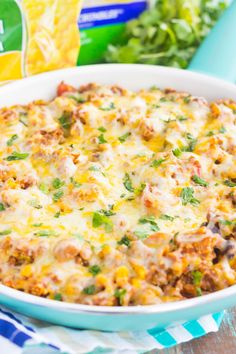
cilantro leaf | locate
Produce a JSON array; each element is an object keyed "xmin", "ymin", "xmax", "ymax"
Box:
[
  {"xmin": 89, "ymin": 265, "xmax": 101, "ymax": 276},
  {"xmin": 99, "ymin": 102, "xmax": 115, "ymax": 111},
  {"xmin": 83, "ymin": 285, "xmax": 96, "ymax": 295},
  {"xmin": 7, "ymin": 134, "xmax": 18, "ymax": 146},
  {"xmin": 172, "ymin": 148, "xmax": 182, "ymax": 157},
  {"xmin": 192, "ymin": 175, "xmax": 209, "ymax": 187},
  {"xmin": 28, "ymin": 199, "xmax": 42, "ymax": 209},
  {"xmin": 159, "ymin": 214, "xmax": 174, "ymax": 221},
  {"xmin": 114, "ymin": 288, "xmax": 126, "ymax": 305},
  {"xmin": 219, "ymin": 126, "xmax": 226, "ymax": 134},
  {"xmin": 52, "ymin": 178, "xmax": 65, "ymax": 189},
  {"xmin": 53, "ymin": 190, "xmax": 64, "ymax": 202},
  {"xmin": 180, "ymin": 187, "xmax": 200, "ymax": 206},
  {"xmin": 70, "ymin": 177, "xmax": 81, "ymax": 188},
  {"xmin": 35, "ymin": 230, "xmax": 56, "ymax": 237},
  {"xmin": 123, "ymin": 173, "xmax": 134, "ymax": 192},
  {"xmin": 92, "ymin": 212, "xmax": 113, "ymax": 232},
  {"xmin": 182, "ymin": 133, "xmax": 197, "ymax": 152},
  {"xmin": 192, "ymin": 271, "xmax": 202, "ymax": 286},
  {"xmin": 98, "ymin": 133, "xmax": 107, "ymax": 144},
  {"xmin": 138, "ymin": 215, "xmax": 159, "ymax": 230},
  {"xmin": 134, "ymin": 230, "xmax": 149, "ymax": 239},
  {"xmin": 117, "ymin": 235, "xmax": 131, "ymax": 247},
  {"xmin": 5, "ymin": 151, "xmax": 29, "ymax": 161},
  {"xmin": 54, "ymin": 293, "xmax": 63, "ymax": 301},
  {"xmin": 150, "ymin": 158, "xmax": 165, "ymax": 168},
  {"xmin": 0, "ymin": 229, "xmax": 12, "ymax": 236},
  {"xmin": 219, "ymin": 220, "xmax": 236, "ymax": 226},
  {"xmin": 0, "ymin": 203, "xmax": 5, "ymax": 212},
  {"xmin": 58, "ymin": 112, "xmax": 72, "ymax": 130},
  {"xmin": 224, "ymin": 179, "xmax": 236, "ymax": 187},
  {"xmin": 118, "ymin": 132, "xmax": 131, "ymax": 143},
  {"xmin": 98, "ymin": 126, "xmax": 106, "ymax": 132},
  {"xmin": 39, "ymin": 183, "xmax": 49, "ymax": 194}
]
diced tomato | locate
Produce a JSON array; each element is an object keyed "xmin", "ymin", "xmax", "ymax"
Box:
[{"xmin": 57, "ymin": 82, "xmax": 77, "ymax": 96}]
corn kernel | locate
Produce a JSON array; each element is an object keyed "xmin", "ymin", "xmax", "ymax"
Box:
[{"xmin": 20, "ymin": 265, "xmax": 33, "ymax": 277}]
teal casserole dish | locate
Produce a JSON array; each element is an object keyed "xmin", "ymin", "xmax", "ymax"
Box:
[{"xmin": 0, "ymin": 64, "xmax": 236, "ymax": 331}]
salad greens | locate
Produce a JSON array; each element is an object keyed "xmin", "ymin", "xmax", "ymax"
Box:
[{"xmin": 105, "ymin": 0, "xmax": 228, "ymax": 68}]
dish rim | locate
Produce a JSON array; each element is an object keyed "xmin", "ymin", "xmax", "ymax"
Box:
[
  {"xmin": 1, "ymin": 283, "xmax": 236, "ymax": 314},
  {"xmin": 0, "ymin": 63, "xmax": 236, "ymax": 315}
]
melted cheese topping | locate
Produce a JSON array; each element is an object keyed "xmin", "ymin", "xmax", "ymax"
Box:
[{"xmin": 0, "ymin": 83, "xmax": 236, "ymax": 306}]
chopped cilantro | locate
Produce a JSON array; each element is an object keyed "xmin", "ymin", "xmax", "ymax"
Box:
[
  {"xmin": 19, "ymin": 113, "xmax": 28, "ymax": 126},
  {"xmin": 54, "ymin": 293, "xmax": 63, "ymax": 301},
  {"xmin": 135, "ymin": 183, "xmax": 146, "ymax": 196},
  {"xmin": 98, "ymin": 133, "xmax": 107, "ymax": 144},
  {"xmin": 92, "ymin": 212, "xmax": 113, "ymax": 232},
  {"xmin": 35, "ymin": 230, "xmax": 56, "ymax": 237},
  {"xmin": 182, "ymin": 133, "xmax": 197, "ymax": 152},
  {"xmin": 206, "ymin": 131, "xmax": 214, "ymax": 137},
  {"xmin": 54, "ymin": 211, "xmax": 61, "ymax": 218},
  {"xmin": 139, "ymin": 215, "xmax": 159, "ymax": 231},
  {"xmin": 172, "ymin": 148, "xmax": 182, "ymax": 157},
  {"xmin": 58, "ymin": 112, "xmax": 72, "ymax": 130},
  {"xmin": 150, "ymin": 85, "xmax": 158, "ymax": 91},
  {"xmin": 159, "ymin": 214, "xmax": 174, "ymax": 222},
  {"xmin": 39, "ymin": 183, "xmax": 49, "ymax": 194},
  {"xmin": 180, "ymin": 187, "xmax": 200, "ymax": 206},
  {"xmin": 219, "ymin": 220, "xmax": 236, "ymax": 226},
  {"xmin": 68, "ymin": 95, "xmax": 85, "ymax": 103},
  {"xmin": 0, "ymin": 203, "xmax": 5, "ymax": 212},
  {"xmin": 28, "ymin": 200, "xmax": 42, "ymax": 209},
  {"xmin": 178, "ymin": 116, "xmax": 188, "ymax": 122},
  {"xmin": 196, "ymin": 288, "xmax": 202, "ymax": 296},
  {"xmin": 150, "ymin": 158, "xmax": 165, "ymax": 168},
  {"xmin": 192, "ymin": 175, "xmax": 209, "ymax": 187},
  {"xmin": 98, "ymin": 126, "xmax": 106, "ymax": 132},
  {"xmin": 0, "ymin": 229, "xmax": 12, "ymax": 236},
  {"xmin": 7, "ymin": 134, "xmax": 18, "ymax": 146},
  {"xmin": 70, "ymin": 177, "xmax": 81, "ymax": 188},
  {"xmin": 183, "ymin": 95, "xmax": 191, "ymax": 104},
  {"xmin": 99, "ymin": 102, "xmax": 115, "ymax": 111},
  {"xmin": 53, "ymin": 190, "xmax": 64, "ymax": 202},
  {"xmin": 89, "ymin": 166, "xmax": 101, "ymax": 172},
  {"xmin": 219, "ymin": 126, "xmax": 226, "ymax": 134},
  {"xmin": 52, "ymin": 178, "xmax": 65, "ymax": 189},
  {"xmin": 114, "ymin": 288, "xmax": 126, "ymax": 305},
  {"xmin": 134, "ymin": 230, "xmax": 149, "ymax": 239},
  {"xmin": 224, "ymin": 179, "xmax": 236, "ymax": 187},
  {"xmin": 5, "ymin": 151, "xmax": 29, "ymax": 161},
  {"xmin": 118, "ymin": 132, "xmax": 131, "ymax": 143},
  {"xmin": 89, "ymin": 265, "xmax": 101, "ymax": 276},
  {"xmin": 72, "ymin": 232, "xmax": 84, "ymax": 240},
  {"xmin": 117, "ymin": 235, "xmax": 131, "ymax": 247},
  {"xmin": 160, "ymin": 97, "xmax": 167, "ymax": 102},
  {"xmin": 123, "ymin": 173, "xmax": 134, "ymax": 192},
  {"xmin": 99, "ymin": 207, "xmax": 115, "ymax": 216},
  {"xmin": 83, "ymin": 285, "xmax": 96, "ymax": 295},
  {"xmin": 152, "ymin": 104, "xmax": 160, "ymax": 109},
  {"xmin": 192, "ymin": 270, "xmax": 202, "ymax": 286}
]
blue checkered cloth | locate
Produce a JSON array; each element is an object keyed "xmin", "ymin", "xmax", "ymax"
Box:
[{"xmin": 0, "ymin": 306, "xmax": 224, "ymax": 354}]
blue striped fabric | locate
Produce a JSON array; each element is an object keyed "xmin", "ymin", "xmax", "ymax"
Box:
[{"xmin": 0, "ymin": 307, "xmax": 224, "ymax": 354}]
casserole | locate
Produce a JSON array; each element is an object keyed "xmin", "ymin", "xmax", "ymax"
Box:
[{"xmin": 0, "ymin": 64, "xmax": 236, "ymax": 331}]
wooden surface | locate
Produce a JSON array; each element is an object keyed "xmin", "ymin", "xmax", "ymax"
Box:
[{"xmin": 149, "ymin": 308, "xmax": 236, "ymax": 353}]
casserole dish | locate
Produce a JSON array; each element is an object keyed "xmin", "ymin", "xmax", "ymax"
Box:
[{"xmin": 0, "ymin": 64, "xmax": 236, "ymax": 331}]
